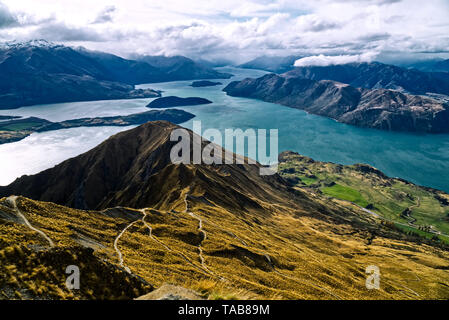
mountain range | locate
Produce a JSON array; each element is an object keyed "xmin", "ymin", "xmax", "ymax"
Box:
[
  {"xmin": 286, "ymin": 62, "xmax": 449, "ymax": 96},
  {"xmin": 0, "ymin": 40, "xmax": 231, "ymax": 110},
  {"xmin": 0, "ymin": 121, "xmax": 448, "ymax": 299},
  {"xmin": 404, "ymin": 59, "xmax": 449, "ymax": 73},
  {"xmin": 239, "ymin": 55, "xmax": 301, "ymax": 73},
  {"xmin": 224, "ymin": 65, "xmax": 449, "ymax": 133}
]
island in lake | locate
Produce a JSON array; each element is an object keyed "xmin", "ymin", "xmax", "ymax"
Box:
[
  {"xmin": 0, "ymin": 109, "xmax": 195, "ymax": 144},
  {"xmin": 190, "ymin": 80, "xmax": 222, "ymax": 87},
  {"xmin": 146, "ymin": 96, "xmax": 212, "ymax": 108}
]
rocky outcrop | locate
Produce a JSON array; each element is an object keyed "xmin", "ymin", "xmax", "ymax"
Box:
[
  {"xmin": 136, "ymin": 284, "xmax": 203, "ymax": 300},
  {"xmin": 224, "ymin": 73, "xmax": 449, "ymax": 133}
]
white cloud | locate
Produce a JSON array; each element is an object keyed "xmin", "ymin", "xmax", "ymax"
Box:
[
  {"xmin": 294, "ymin": 52, "xmax": 378, "ymax": 67},
  {"xmin": 0, "ymin": 0, "xmax": 448, "ymax": 63},
  {"xmin": 295, "ymin": 14, "xmax": 341, "ymax": 32}
]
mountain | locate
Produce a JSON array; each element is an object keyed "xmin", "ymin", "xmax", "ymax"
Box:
[
  {"xmin": 194, "ymin": 58, "xmax": 233, "ymax": 68},
  {"xmin": 0, "ymin": 41, "xmax": 161, "ymax": 109},
  {"xmin": 74, "ymin": 48, "xmax": 166, "ymax": 84},
  {"xmin": 0, "ymin": 40, "xmax": 231, "ymax": 109},
  {"xmin": 1, "ymin": 121, "xmax": 449, "ymax": 299},
  {"xmin": 431, "ymin": 59, "xmax": 449, "ymax": 73},
  {"xmin": 285, "ymin": 62, "xmax": 449, "ymax": 96},
  {"xmin": 404, "ymin": 59, "xmax": 449, "ymax": 73},
  {"xmin": 223, "ymin": 73, "xmax": 449, "ymax": 133},
  {"xmin": 0, "ymin": 121, "xmax": 296, "ymax": 211},
  {"xmin": 134, "ymin": 55, "xmax": 233, "ymax": 81},
  {"xmin": 239, "ymin": 55, "xmax": 302, "ymax": 73}
]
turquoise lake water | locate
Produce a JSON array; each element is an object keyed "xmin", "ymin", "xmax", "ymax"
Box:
[{"xmin": 1, "ymin": 66, "xmax": 449, "ymax": 192}]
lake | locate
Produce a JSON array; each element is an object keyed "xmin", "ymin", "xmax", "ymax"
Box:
[{"xmin": 1, "ymin": 67, "xmax": 449, "ymax": 192}]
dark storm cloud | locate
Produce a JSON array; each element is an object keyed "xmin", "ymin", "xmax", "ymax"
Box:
[
  {"xmin": 32, "ymin": 22, "xmax": 107, "ymax": 42},
  {"xmin": 91, "ymin": 6, "xmax": 116, "ymax": 24},
  {"xmin": 358, "ymin": 33, "xmax": 391, "ymax": 42},
  {"xmin": 0, "ymin": 2, "xmax": 17, "ymax": 28}
]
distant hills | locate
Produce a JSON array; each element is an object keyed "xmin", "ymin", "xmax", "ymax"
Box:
[
  {"xmin": 404, "ymin": 59, "xmax": 449, "ymax": 73},
  {"xmin": 286, "ymin": 62, "xmax": 449, "ymax": 96},
  {"xmin": 224, "ymin": 72, "xmax": 449, "ymax": 133},
  {"xmin": 0, "ymin": 40, "xmax": 231, "ymax": 109},
  {"xmin": 133, "ymin": 55, "xmax": 232, "ymax": 81},
  {"xmin": 239, "ymin": 55, "xmax": 302, "ymax": 73}
]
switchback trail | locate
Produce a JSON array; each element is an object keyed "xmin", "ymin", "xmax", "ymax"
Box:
[
  {"xmin": 113, "ymin": 207, "xmax": 210, "ymax": 275},
  {"xmin": 6, "ymin": 195, "xmax": 54, "ymax": 248},
  {"xmin": 140, "ymin": 208, "xmax": 209, "ymax": 274}
]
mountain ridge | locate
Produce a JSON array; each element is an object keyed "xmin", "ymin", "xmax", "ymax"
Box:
[
  {"xmin": 0, "ymin": 41, "xmax": 231, "ymax": 109},
  {"xmin": 223, "ymin": 73, "xmax": 449, "ymax": 133}
]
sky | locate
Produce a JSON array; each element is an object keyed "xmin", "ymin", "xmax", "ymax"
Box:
[{"xmin": 0, "ymin": 0, "xmax": 448, "ymax": 64}]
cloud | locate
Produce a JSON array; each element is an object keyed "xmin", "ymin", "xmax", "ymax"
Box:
[
  {"xmin": 91, "ymin": 6, "xmax": 116, "ymax": 24},
  {"xmin": 31, "ymin": 22, "xmax": 107, "ymax": 42},
  {"xmin": 295, "ymin": 14, "xmax": 342, "ymax": 32},
  {"xmin": 0, "ymin": 0, "xmax": 448, "ymax": 63},
  {"xmin": 0, "ymin": 2, "xmax": 17, "ymax": 28},
  {"xmin": 294, "ymin": 52, "xmax": 378, "ymax": 67}
]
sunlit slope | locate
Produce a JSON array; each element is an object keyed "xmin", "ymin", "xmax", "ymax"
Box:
[{"xmin": 1, "ymin": 193, "xmax": 448, "ymax": 300}]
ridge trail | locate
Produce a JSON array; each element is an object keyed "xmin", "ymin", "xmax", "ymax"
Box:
[
  {"xmin": 184, "ymin": 193, "xmax": 208, "ymax": 270},
  {"xmin": 113, "ymin": 220, "xmax": 139, "ymax": 273},
  {"xmin": 6, "ymin": 195, "xmax": 54, "ymax": 248}
]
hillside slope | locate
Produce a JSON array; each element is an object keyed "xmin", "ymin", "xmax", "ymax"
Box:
[{"xmin": 279, "ymin": 151, "xmax": 449, "ymax": 243}]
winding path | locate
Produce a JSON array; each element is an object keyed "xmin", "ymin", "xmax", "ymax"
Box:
[
  {"xmin": 6, "ymin": 196, "xmax": 54, "ymax": 248},
  {"xmin": 184, "ymin": 194, "xmax": 209, "ymax": 270},
  {"xmin": 113, "ymin": 206, "xmax": 210, "ymax": 275},
  {"xmin": 113, "ymin": 220, "xmax": 139, "ymax": 273}
]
